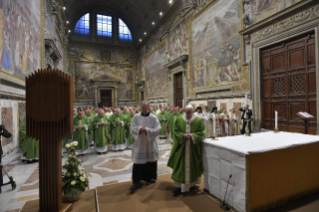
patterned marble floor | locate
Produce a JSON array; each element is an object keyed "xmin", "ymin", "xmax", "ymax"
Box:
[{"xmin": 0, "ymin": 138, "xmax": 172, "ymax": 212}]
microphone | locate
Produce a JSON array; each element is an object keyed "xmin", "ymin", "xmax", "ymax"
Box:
[{"xmin": 220, "ymin": 174, "xmax": 232, "ymax": 211}]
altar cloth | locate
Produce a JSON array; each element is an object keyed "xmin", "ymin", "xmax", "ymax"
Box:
[{"xmin": 203, "ymin": 132, "xmax": 319, "ymax": 212}]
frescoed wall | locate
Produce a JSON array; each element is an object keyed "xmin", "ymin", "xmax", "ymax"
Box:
[
  {"xmin": 251, "ymin": 0, "xmax": 301, "ymax": 24},
  {"xmin": 168, "ymin": 20, "xmax": 188, "ymax": 61},
  {"xmin": 45, "ymin": 0, "xmax": 55, "ymax": 40},
  {"xmin": 0, "ymin": 0, "xmax": 41, "ymax": 80},
  {"xmin": 69, "ymin": 44, "xmax": 137, "ymax": 102},
  {"xmin": 145, "ymin": 44, "xmax": 167, "ymax": 99},
  {"xmin": 190, "ymin": 0, "xmax": 241, "ymax": 89}
]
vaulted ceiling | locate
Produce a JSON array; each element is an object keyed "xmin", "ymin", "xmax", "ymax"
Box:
[{"xmin": 64, "ymin": 0, "xmax": 176, "ymax": 46}]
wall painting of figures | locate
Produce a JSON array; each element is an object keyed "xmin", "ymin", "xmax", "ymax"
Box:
[
  {"xmin": 145, "ymin": 44, "xmax": 167, "ymax": 99},
  {"xmin": 0, "ymin": 0, "xmax": 41, "ymax": 80},
  {"xmin": 168, "ymin": 20, "xmax": 187, "ymax": 61},
  {"xmin": 75, "ymin": 62, "xmax": 135, "ymax": 100},
  {"xmin": 251, "ymin": 0, "xmax": 301, "ymax": 24},
  {"xmin": 191, "ymin": 0, "xmax": 241, "ymax": 90}
]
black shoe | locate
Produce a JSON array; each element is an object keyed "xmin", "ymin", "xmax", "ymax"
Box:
[
  {"xmin": 172, "ymin": 187, "xmax": 179, "ymax": 193},
  {"xmin": 146, "ymin": 180, "xmax": 155, "ymax": 185},
  {"xmin": 190, "ymin": 185, "xmax": 196, "ymax": 190},
  {"xmin": 173, "ymin": 188, "xmax": 182, "ymax": 197},
  {"xmin": 129, "ymin": 182, "xmax": 142, "ymax": 192}
]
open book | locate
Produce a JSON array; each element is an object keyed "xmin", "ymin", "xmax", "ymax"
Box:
[{"xmin": 297, "ymin": 112, "xmax": 314, "ymax": 119}]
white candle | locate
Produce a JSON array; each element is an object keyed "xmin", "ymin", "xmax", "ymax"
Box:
[
  {"xmin": 213, "ymin": 113, "xmax": 216, "ymax": 134},
  {"xmin": 275, "ymin": 111, "xmax": 278, "ymax": 128},
  {"xmin": 182, "ymin": 99, "xmax": 184, "ymax": 107},
  {"xmin": 245, "ymin": 94, "xmax": 248, "ymax": 105}
]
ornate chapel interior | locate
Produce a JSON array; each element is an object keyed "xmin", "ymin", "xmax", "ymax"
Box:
[{"xmin": 0, "ymin": 0, "xmax": 319, "ymax": 212}]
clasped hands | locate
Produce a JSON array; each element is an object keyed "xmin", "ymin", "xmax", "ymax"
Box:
[
  {"xmin": 140, "ymin": 126, "xmax": 147, "ymax": 133},
  {"xmin": 183, "ymin": 133, "xmax": 191, "ymax": 140}
]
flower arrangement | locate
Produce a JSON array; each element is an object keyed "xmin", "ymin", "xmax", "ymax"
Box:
[{"xmin": 62, "ymin": 141, "xmax": 90, "ymax": 198}]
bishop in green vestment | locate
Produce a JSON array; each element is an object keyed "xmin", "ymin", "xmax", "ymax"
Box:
[
  {"xmin": 167, "ymin": 105, "xmax": 206, "ymax": 196},
  {"xmin": 73, "ymin": 111, "xmax": 90, "ymax": 155},
  {"xmin": 157, "ymin": 109, "xmax": 168, "ymax": 138},
  {"xmin": 19, "ymin": 123, "xmax": 39, "ymax": 162},
  {"xmin": 93, "ymin": 109, "xmax": 111, "ymax": 154},
  {"xmin": 109, "ymin": 108, "xmax": 127, "ymax": 151},
  {"xmin": 126, "ymin": 110, "xmax": 135, "ymax": 149}
]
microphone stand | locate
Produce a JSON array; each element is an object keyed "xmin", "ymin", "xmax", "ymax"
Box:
[{"xmin": 220, "ymin": 174, "xmax": 232, "ymax": 211}]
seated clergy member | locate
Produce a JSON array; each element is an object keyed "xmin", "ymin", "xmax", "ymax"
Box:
[
  {"xmin": 109, "ymin": 108, "xmax": 127, "ymax": 151},
  {"xmin": 130, "ymin": 101, "xmax": 161, "ymax": 192},
  {"xmin": 168, "ymin": 104, "xmax": 206, "ymax": 197},
  {"xmin": 19, "ymin": 123, "xmax": 39, "ymax": 162},
  {"xmin": 93, "ymin": 109, "xmax": 111, "ymax": 154},
  {"xmin": 239, "ymin": 104, "xmax": 253, "ymax": 134},
  {"xmin": 73, "ymin": 111, "xmax": 90, "ymax": 155}
]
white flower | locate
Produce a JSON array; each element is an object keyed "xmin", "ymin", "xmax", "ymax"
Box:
[
  {"xmin": 78, "ymin": 159, "xmax": 81, "ymax": 162},
  {"xmin": 65, "ymin": 144, "xmax": 70, "ymax": 149},
  {"xmin": 68, "ymin": 154, "xmax": 72, "ymax": 159},
  {"xmin": 72, "ymin": 141, "xmax": 78, "ymax": 146},
  {"xmin": 66, "ymin": 173, "xmax": 71, "ymax": 177},
  {"xmin": 80, "ymin": 177, "xmax": 85, "ymax": 182},
  {"xmin": 79, "ymin": 171, "xmax": 84, "ymax": 175},
  {"xmin": 62, "ymin": 172, "xmax": 65, "ymax": 176},
  {"xmin": 75, "ymin": 152, "xmax": 78, "ymax": 156},
  {"xmin": 65, "ymin": 162, "xmax": 69, "ymax": 166},
  {"xmin": 71, "ymin": 181, "xmax": 76, "ymax": 186},
  {"xmin": 73, "ymin": 172, "xmax": 78, "ymax": 177}
]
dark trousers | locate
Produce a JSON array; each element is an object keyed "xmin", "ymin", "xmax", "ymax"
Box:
[
  {"xmin": 0, "ymin": 155, "xmax": 3, "ymax": 189},
  {"xmin": 132, "ymin": 161, "xmax": 157, "ymax": 184},
  {"xmin": 241, "ymin": 120, "xmax": 252, "ymax": 134}
]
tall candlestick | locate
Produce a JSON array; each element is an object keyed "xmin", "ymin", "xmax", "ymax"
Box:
[
  {"xmin": 245, "ymin": 94, "xmax": 248, "ymax": 105},
  {"xmin": 275, "ymin": 111, "xmax": 278, "ymax": 128}
]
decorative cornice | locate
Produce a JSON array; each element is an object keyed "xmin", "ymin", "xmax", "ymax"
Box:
[
  {"xmin": 239, "ymin": 0, "xmax": 317, "ymax": 36},
  {"xmin": 164, "ymin": 55, "xmax": 188, "ymax": 69},
  {"xmin": 251, "ymin": 4, "xmax": 319, "ymax": 42}
]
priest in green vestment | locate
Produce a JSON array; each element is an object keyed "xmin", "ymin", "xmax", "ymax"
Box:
[
  {"xmin": 73, "ymin": 111, "xmax": 90, "ymax": 155},
  {"xmin": 167, "ymin": 105, "xmax": 206, "ymax": 196},
  {"xmin": 86, "ymin": 109, "xmax": 95, "ymax": 146},
  {"xmin": 109, "ymin": 108, "xmax": 127, "ymax": 151},
  {"xmin": 168, "ymin": 108, "xmax": 179, "ymax": 143},
  {"xmin": 157, "ymin": 109, "xmax": 168, "ymax": 139},
  {"xmin": 19, "ymin": 123, "xmax": 39, "ymax": 162},
  {"xmin": 93, "ymin": 109, "xmax": 111, "ymax": 154},
  {"xmin": 126, "ymin": 110, "xmax": 135, "ymax": 149}
]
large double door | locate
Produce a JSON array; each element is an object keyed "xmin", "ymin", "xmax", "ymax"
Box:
[
  {"xmin": 174, "ymin": 72, "xmax": 183, "ymax": 107},
  {"xmin": 100, "ymin": 90, "xmax": 112, "ymax": 107},
  {"xmin": 261, "ymin": 33, "xmax": 317, "ymax": 134}
]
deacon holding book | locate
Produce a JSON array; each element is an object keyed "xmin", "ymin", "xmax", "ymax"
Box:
[
  {"xmin": 130, "ymin": 101, "xmax": 161, "ymax": 192},
  {"xmin": 168, "ymin": 104, "xmax": 206, "ymax": 196}
]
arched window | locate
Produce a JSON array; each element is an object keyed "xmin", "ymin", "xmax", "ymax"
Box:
[
  {"xmin": 74, "ymin": 13, "xmax": 90, "ymax": 36},
  {"xmin": 119, "ymin": 19, "xmax": 132, "ymax": 42},
  {"xmin": 97, "ymin": 15, "xmax": 112, "ymax": 37}
]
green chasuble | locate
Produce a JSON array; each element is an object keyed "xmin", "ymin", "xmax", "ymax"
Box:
[
  {"xmin": 168, "ymin": 113, "xmax": 179, "ymax": 136},
  {"xmin": 19, "ymin": 123, "xmax": 39, "ymax": 160},
  {"xmin": 120, "ymin": 111, "xmax": 130, "ymax": 138},
  {"xmin": 93, "ymin": 116, "xmax": 111, "ymax": 148},
  {"xmin": 125, "ymin": 115, "xmax": 134, "ymax": 146},
  {"xmin": 86, "ymin": 114, "xmax": 96, "ymax": 141},
  {"xmin": 109, "ymin": 114, "xmax": 126, "ymax": 150},
  {"xmin": 157, "ymin": 113, "xmax": 168, "ymax": 136},
  {"xmin": 73, "ymin": 116, "xmax": 89, "ymax": 151},
  {"xmin": 167, "ymin": 115, "xmax": 206, "ymax": 185}
]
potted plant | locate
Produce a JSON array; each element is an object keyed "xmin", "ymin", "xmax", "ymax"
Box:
[{"xmin": 62, "ymin": 141, "xmax": 90, "ymax": 202}]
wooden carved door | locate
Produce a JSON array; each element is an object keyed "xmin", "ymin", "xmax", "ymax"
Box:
[
  {"xmin": 261, "ymin": 32, "xmax": 317, "ymax": 134},
  {"xmin": 174, "ymin": 72, "xmax": 183, "ymax": 107},
  {"xmin": 100, "ymin": 90, "xmax": 112, "ymax": 107}
]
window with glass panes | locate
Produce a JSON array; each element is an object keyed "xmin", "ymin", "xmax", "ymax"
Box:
[
  {"xmin": 97, "ymin": 15, "xmax": 112, "ymax": 37},
  {"xmin": 119, "ymin": 18, "xmax": 132, "ymax": 42},
  {"xmin": 74, "ymin": 13, "xmax": 90, "ymax": 36}
]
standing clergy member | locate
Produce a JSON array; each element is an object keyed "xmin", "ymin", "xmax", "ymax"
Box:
[
  {"xmin": 109, "ymin": 108, "xmax": 127, "ymax": 151},
  {"xmin": 86, "ymin": 109, "xmax": 95, "ymax": 146},
  {"xmin": 126, "ymin": 110, "xmax": 135, "ymax": 149},
  {"xmin": 239, "ymin": 104, "xmax": 253, "ymax": 134},
  {"xmin": 168, "ymin": 108, "xmax": 179, "ymax": 142},
  {"xmin": 19, "ymin": 123, "xmax": 39, "ymax": 162},
  {"xmin": 130, "ymin": 101, "xmax": 161, "ymax": 192},
  {"xmin": 157, "ymin": 109, "xmax": 168, "ymax": 139},
  {"xmin": 203, "ymin": 106, "xmax": 212, "ymax": 138},
  {"xmin": 93, "ymin": 109, "xmax": 111, "ymax": 154},
  {"xmin": 168, "ymin": 105, "xmax": 206, "ymax": 196},
  {"xmin": 73, "ymin": 111, "xmax": 90, "ymax": 155},
  {"xmin": 0, "ymin": 125, "xmax": 12, "ymax": 193}
]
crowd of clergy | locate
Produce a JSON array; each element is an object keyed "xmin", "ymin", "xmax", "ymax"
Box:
[{"xmin": 17, "ymin": 101, "xmax": 252, "ymax": 196}]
